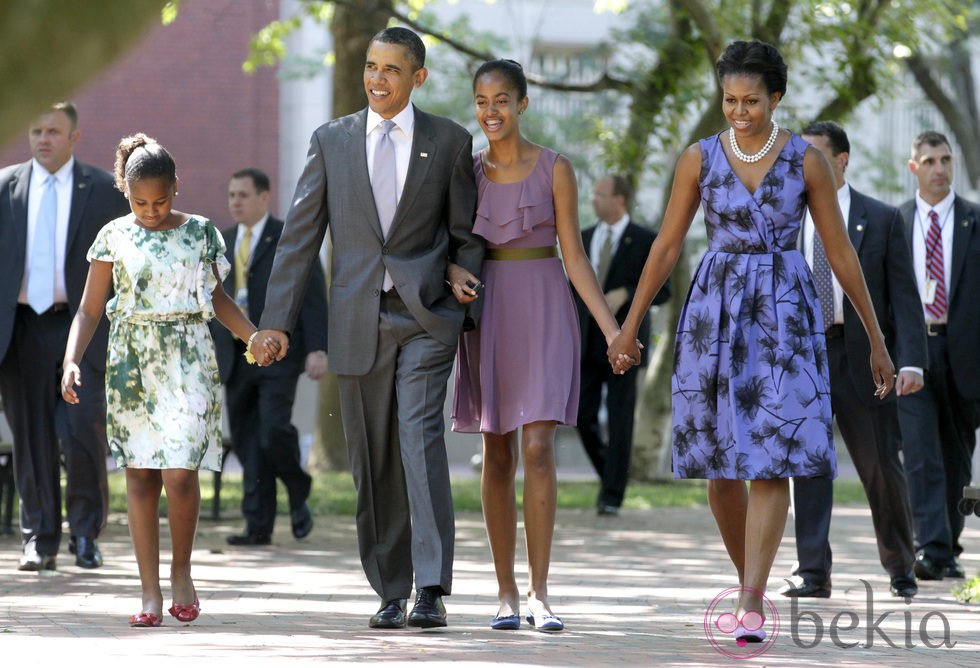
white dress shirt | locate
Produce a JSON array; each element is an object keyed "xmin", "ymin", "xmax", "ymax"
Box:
[
  {"xmin": 590, "ymin": 214, "xmax": 630, "ymax": 273},
  {"xmin": 912, "ymin": 190, "xmax": 955, "ymax": 325},
  {"xmin": 19, "ymin": 158, "xmax": 75, "ymax": 306}
]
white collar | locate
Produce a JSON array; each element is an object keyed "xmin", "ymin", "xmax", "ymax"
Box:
[{"xmin": 366, "ymin": 104, "xmax": 415, "ymax": 138}]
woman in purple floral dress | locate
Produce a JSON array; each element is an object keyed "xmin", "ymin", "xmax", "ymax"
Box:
[{"xmin": 609, "ymin": 41, "xmax": 895, "ymax": 645}]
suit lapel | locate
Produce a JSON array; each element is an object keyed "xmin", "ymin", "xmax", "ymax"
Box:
[
  {"xmin": 65, "ymin": 161, "xmax": 92, "ymax": 257},
  {"xmin": 346, "ymin": 110, "xmax": 384, "ymax": 241},
  {"xmin": 250, "ymin": 219, "xmax": 279, "ymax": 269},
  {"xmin": 899, "ymin": 200, "xmax": 916, "ymax": 246},
  {"xmin": 847, "ymin": 187, "xmax": 867, "ymax": 254},
  {"xmin": 949, "ymin": 196, "xmax": 975, "ymax": 302},
  {"xmin": 391, "ymin": 106, "xmax": 435, "ymax": 234},
  {"xmin": 8, "ymin": 162, "xmax": 31, "ymax": 264}
]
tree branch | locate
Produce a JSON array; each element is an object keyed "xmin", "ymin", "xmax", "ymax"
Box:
[{"xmin": 320, "ymin": 0, "xmax": 631, "ymax": 92}]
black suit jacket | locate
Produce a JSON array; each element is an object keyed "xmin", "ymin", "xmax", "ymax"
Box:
[
  {"xmin": 576, "ymin": 219, "xmax": 668, "ymax": 367},
  {"xmin": 838, "ymin": 187, "xmax": 928, "ymax": 406},
  {"xmin": 210, "ymin": 216, "xmax": 328, "ymax": 381},
  {"xmin": 899, "ymin": 194, "xmax": 980, "ymax": 400},
  {"xmin": 0, "ymin": 159, "xmax": 128, "ymax": 371}
]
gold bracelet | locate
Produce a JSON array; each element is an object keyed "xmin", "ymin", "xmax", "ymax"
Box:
[{"xmin": 244, "ymin": 331, "xmax": 259, "ymax": 365}]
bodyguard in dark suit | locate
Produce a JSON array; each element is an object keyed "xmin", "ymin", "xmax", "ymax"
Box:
[
  {"xmin": 253, "ymin": 28, "xmax": 482, "ymax": 629},
  {"xmin": 211, "ymin": 168, "xmax": 327, "ymax": 547},
  {"xmin": 782, "ymin": 122, "xmax": 925, "ymax": 600},
  {"xmin": 0, "ymin": 102, "xmax": 128, "ymax": 571},
  {"xmin": 897, "ymin": 131, "xmax": 980, "ymax": 581},
  {"xmin": 575, "ymin": 175, "xmax": 668, "ymax": 515}
]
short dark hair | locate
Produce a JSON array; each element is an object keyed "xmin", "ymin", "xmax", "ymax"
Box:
[
  {"xmin": 473, "ymin": 59, "xmax": 528, "ymax": 100},
  {"xmin": 50, "ymin": 101, "xmax": 78, "ymax": 130},
  {"xmin": 608, "ymin": 174, "xmax": 634, "ymax": 211},
  {"xmin": 716, "ymin": 40, "xmax": 787, "ymax": 97},
  {"xmin": 370, "ymin": 27, "xmax": 425, "ymax": 70},
  {"xmin": 113, "ymin": 133, "xmax": 176, "ymax": 191},
  {"xmin": 800, "ymin": 120, "xmax": 850, "ymax": 156},
  {"xmin": 232, "ymin": 167, "xmax": 270, "ymax": 193},
  {"xmin": 911, "ymin": 131, "xmax": 951, "ymax": 159}
]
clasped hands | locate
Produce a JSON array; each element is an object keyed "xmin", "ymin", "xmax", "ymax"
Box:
[
  {"xmin": 249, "ymin": 330, "xmax": 289, "ymax": 367},
  {"xmin": 607, "ymin": 331, "xmax": 643, "ymax": 374}
]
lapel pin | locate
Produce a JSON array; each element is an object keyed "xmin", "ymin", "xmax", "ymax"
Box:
[
  {"xmin": 420, "ymin": 152, "xmax": 428, "ymax": 158},
  {"xmin": 78, "ymin": 183, "xmax": 87, "ymax": 189},
  {"xmin": 962, "ymin": 220, "xmax": 970, "ymax": 227},
  {"xmin": 856, "ymin": 224, "xmax": 864, "ymax": 232}
]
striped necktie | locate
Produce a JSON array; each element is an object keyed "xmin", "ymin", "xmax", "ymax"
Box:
[{"xmin": 924, "ymin": 210, "xmax": 947, "ymax": 320}]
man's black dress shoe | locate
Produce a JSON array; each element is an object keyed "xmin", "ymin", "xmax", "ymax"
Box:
[
  {"xmin": 369, "ymin": 598, "xmax": 407, "ymax": 629},
  {"xmin": 226, "ymin": 531, "xmax": 272, "ymax": 546},
  {"xmin": 779, "ymin": 581, "xmax": 831, "ymax": 598},
  {"xmin": 408, "ymin": 587, "xmax": 447, "ymax": 628},
  {"xmin": 18, "ymin": 539, "xmax": 56, "ymax": 572},
  {"xmin": 291, "ymin": 502, "xmax": 313, "ymax": 540},
  {"xmin": 913, "ymin": 553, "xmax": 944, "ymax": 581},
  {"xmin": 945, "ymin": 557, "xmax": 965, "ymax": 579},
  {"xmin": 889, "ymin": 575, "xmax": 918, "ymax": 598},
  {"xmin": 70, "ymin": 536, "xmax": 103, "ymax": 569},
  {"xmin": 597, "ymin": 504, "xmax": 619, "ymax": 516}
]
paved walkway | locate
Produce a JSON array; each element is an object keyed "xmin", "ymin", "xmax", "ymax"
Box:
[{"xmin": 1, "ymin": 495, "xmax": 978, "ymax": 666}]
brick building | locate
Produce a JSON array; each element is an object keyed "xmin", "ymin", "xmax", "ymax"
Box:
[{"xmin": 0, "ymin": 0, "xmax": 281, "ymax": 230}]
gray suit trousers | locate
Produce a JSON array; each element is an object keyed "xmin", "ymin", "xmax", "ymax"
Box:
[{"xmin": 338, "ymin": 292, "xmax": 456, "ymax": 601}]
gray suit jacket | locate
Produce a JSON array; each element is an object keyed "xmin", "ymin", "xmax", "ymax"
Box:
[{"xmin": 260, "ymin": 106, "xmax": 481, "ymax": 375}]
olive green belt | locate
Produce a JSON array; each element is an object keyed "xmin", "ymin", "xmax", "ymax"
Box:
[{"xmin": 486, "ymin": 245, "xmax": 558, "ymax": 261}]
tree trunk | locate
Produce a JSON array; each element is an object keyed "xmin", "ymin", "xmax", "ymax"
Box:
[{"xmin": 329, "ymin": 0, "xmax": 392, "ymax": 119}]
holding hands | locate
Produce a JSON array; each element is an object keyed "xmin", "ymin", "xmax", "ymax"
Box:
[
  {"xmin": 607, "ymin": 331, "xmax": 642, "ymax": 375},
  {"xmin": 247, "ymin": 330, "xmax": 287, "ymax": 367}
]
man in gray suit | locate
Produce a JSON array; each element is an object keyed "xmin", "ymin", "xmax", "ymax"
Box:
[{"xmin": 253, "ymin": 27, "xmax": 482, "ymax": 629}]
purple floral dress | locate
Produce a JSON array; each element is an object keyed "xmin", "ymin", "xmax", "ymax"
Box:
[{"xmin": 671, "ymin": 133, "xmax": 836, "ymax": 480}]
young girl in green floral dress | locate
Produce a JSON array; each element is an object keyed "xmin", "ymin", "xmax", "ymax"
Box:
[{"xmin": 61, "ymin": 134, "xmax": 275, "ymax": 627}]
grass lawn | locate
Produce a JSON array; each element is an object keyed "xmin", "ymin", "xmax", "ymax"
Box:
[{"xmin": 105, "ymin": 469, "xmax": 872, "ymax": 517}]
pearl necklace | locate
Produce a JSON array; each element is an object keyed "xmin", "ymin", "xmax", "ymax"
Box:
[{"xmin": 729, "ymin": 121, "xmax": 779, "ymax": 163}]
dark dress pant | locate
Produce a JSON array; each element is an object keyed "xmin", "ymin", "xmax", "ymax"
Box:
[
  {"xmin": 898, "ymin": 334, "xmax": 977, "ymax": 564},
  {"xmin": 577, "ymin": 342, "xmax": 639, "ymax": 508},
  {"xmin": 226, "ymin": 356, "xmax": 312, "ymax": 535},
  {"xmin": 793, "ymin": 336, "xmax": 916, "ymax": 585},
  {"xmin": 0, "ymin": 305, "xmax": 107, "ymax": 555}
]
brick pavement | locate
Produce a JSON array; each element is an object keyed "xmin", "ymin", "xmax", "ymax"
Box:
[{"xmin": 1, "ymin": 496, "xmax": 978, "ymax": 667}]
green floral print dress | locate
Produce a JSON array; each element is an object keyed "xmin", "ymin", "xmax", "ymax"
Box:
[{"xmin": 87, "ymin": 215, "xmax": 229, "ymax": 471}]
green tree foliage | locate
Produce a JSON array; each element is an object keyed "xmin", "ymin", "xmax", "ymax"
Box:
[{"xmin": 0, "ymin": 0, "xmax": 169, "ymax": 145}]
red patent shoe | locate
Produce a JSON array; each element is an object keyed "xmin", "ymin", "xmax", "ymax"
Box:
[
  {"xmin": 129, "ymin": 611, "xmax": 162, "ymax": 627},
  {"xmin": 168, "ymin": 593, "xmax": 200, "ymax": 623}
]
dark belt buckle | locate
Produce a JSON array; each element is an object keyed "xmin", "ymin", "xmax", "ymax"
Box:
[
  {"xmin": 824, "ymin": 324, "xmax": 844, "ymax": 340},
  {"xmin": 926, "ymin": 323, "xmax": 946, "ymax": 337}
]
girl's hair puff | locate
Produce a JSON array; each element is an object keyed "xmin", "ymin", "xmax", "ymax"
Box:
[{"xmin": 113, "ymin": 133, "xmax": 176, "ymax": 192}]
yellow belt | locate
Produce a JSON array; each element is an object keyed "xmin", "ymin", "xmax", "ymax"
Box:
[{"xmin": 486, "ymin": 245, "xmax": 558, "ymax": 261}]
